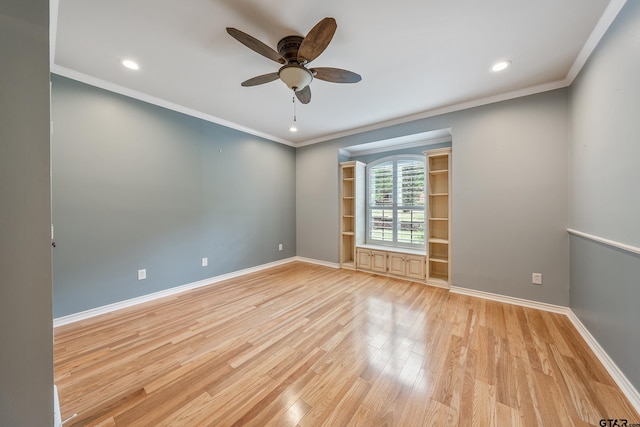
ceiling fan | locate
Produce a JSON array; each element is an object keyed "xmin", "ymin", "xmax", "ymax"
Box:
[{"xmin": 226, "ymin": 17, "xmax": 361, "ymax": 104}]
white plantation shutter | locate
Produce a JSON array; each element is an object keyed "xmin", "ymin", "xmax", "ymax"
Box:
[
  {"xmin": 367, "ymin": 156, "xmax": 425, "ymax": 248},
  {"xmin": 368, "ymin": 161, "xmax": 393, "ymax": 242}
]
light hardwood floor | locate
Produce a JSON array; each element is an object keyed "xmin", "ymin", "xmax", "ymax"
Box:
[{"xmin": 54, "ymin": 262, "xmax": 639, "ymax": 426}]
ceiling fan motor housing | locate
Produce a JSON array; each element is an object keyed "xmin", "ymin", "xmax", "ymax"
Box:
[
  {"xmin": 277, "ymin": 35, "xmax": 313, "ymax": 91},
  {"xmin": 277, "ymin": 35, "xmax": 304, "ymax": 63}
]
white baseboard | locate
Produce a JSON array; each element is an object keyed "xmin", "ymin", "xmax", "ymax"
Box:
[
  {"xmin": 54, "ymin": 257, "xmax": 297, "ymax": 327},
  {"xmin": 450, "ymin": 286, "xmax": 570, "ymax": 315},
  {"xmin": 293, "ymin": 256, "xmax": 340, "ymax": 269},
  {"xmin": 53, "ymin": 256, "xmax": 340, "ymax": 327},
  {"xmin": 565, "ymin": 310, "xmax": 640, "ymax": 414},
  {"xmin": 53, "ymin": 264, "xmax": 640, "ymax": 414},
  {"xmin": 450, "ymin": 285, "xmax": 640, "ymax": 414}
]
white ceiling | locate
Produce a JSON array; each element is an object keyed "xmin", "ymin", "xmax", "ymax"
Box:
[{"xmin": 51, "ymin": 0, "xmax": 623, "ymax": 146}]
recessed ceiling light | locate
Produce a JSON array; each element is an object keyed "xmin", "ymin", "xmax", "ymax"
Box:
[
  {"xmin": 289, "ymin": 126, "xmax": 298, "ymax": 132},
  {"xmin": 120, "ymin": 59, "xmax": 140, "ymax": 70},
  {"xmin": 491, "ymin": 60, "xmax": 511, "ymax": 72}
]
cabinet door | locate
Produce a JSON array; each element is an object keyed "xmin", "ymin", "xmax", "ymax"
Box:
[
  {"xmin": 406, "ymin": 255, "xmax": 426, "ymax": 280},
  {"xmin": 356, "ymin": 249, "xmax": 371, "ymax": 270},
  {"xmin": 371, "ymin": 250, "xmax": 387, "ymax": 273},
  {"xmin": 388, "ymin": 253, "xmax": 406, "ymax": 276}
]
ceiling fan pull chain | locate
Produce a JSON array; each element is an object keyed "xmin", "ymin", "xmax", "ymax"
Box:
[{"xmin": 292, "ymin": 92, "xmax": 297, "ymax": 122}]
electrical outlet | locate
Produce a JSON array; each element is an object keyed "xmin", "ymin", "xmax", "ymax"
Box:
[
  {"xmin": 532, "ymin": 273, "xmax": 542, "ymax": 285},
  {"xmin": 278, "ymin": 243, "xmax": 283, "ymax": 251},
  {"xmin": 138, "ymin": 269, "xmax": 147, "ymax": 280},
  {"xmin": 202, "ymin": 257, "xmax": 208, "ymax": 267}
]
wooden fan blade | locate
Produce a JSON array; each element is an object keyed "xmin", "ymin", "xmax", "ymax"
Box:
[
  {"xmin": 295, "ymin": 86, "xmax": 311, "ymax": 104},
  {"xmin": 226, "ymin": 27, "xmax": 285, "ymax": 64},
  {"xmin": 241, "ymin": 73, "xmax": 279, "ymax": 87},
  {"xmin": 312, "ymin": 67, "xmax": 362, "ymax": 83},
  {"xmin": 298, "ymin": 17, "xmax": 336, "ymax": 64}
]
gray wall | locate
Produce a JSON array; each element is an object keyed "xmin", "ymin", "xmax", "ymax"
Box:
[
  {"xmin": 569, "ymin": 1, "xmax": 640, "ymax": 391},
  {"xmin": 298, "ymin": 89, "xmax": 570, "ymax": 306},
  {"xmin": 51, "ymin": 75, "xmax": 296, "ymax": 317},
  {"xmin": 569, "ymin": 236, "xmax": 640, "ymax": 388},
  {"xmin": 0, "ymin": 0, "xmax": 53, "ymax": 425}
]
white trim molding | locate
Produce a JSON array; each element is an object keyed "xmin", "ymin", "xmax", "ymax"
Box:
[
  {"xmin": 54, "ymin": 257, "xmax": 297, "ymax": 327},
  {"xmin": 450, "ymin": 286, "xmax": 570, "ymax": 315},
  {"xmin": 53, "ymin": 259, "xmax": 640, "ymax": 414},
  {"xmin": 567, "ymin": 228, "xmax": 640, "ymax": 256},
  {"xmin": 565, "ymin": 0, "xmax": 628, "ymax": 83},
  {"xmin": 53, "ymin": 257, "xmax": 338, "ymax": 327},
  {"xmin": 297, "ymin": 80, "xmax": 568, "ymax": 147},
  {"xmin": 48, "ymin": 2, "xmax": 625, "ymax": 148},
  {"xmin": 566, "ymin": 310, "xmax": 640, "ymax": 413},
  {"xmin": 450, "ymin": 285, "xmax": 640, "ymax": 414},
  {"xmin": 50, "ymin": 66, "xmax": 295, "ymax": 147},
  {"xmin": 293, "ymin": 256, "xmax": 340, "ymax": 269}
]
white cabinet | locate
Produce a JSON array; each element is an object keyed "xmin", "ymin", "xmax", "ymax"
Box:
[
  {"xmin": 388, "ymin": 253, "xmax": 406, "ymax": 276},
  {"xmin": 356, "ymin": 247, "xmax": 426, "ymax": 283},
  {"xmin": 356, "ymin": 247, "xmax": 372, "ymax": 270},
  {"xmin": 406, "ymin": 255, "xmax": 427, "ymax": 280},
  {"xmin": 371, "ymin": 250, "xmax": 387, "ymax": 273},
  {"xmin": 388, "ymin": 253, "xmax": 426, "ymax": 280},
  {"xmin": 356, "ymin": 248, "xmax": 387, "ymax": 273}
]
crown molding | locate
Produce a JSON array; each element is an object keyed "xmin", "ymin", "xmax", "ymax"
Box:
[
  {"xmin": 343, "ymin": 135, "xmax": 452, "ymax": 157},
  {"xmin": 50, "ymin": 0, "xmax": 626, "ymax": 148},
  {"xmin": 50, "ymin": 65, "xmax": 296, "ymax": 147},
  {"xmin": 50, "ymin": 0, "xmax": 59, "ymax": 67},
  {"xmin": 296, "ymin": 79, "xmax": 569, "ymax": 147},
  {"xmin": 566, "ymin": 0, "xmax": 628, "ymax": 83}
]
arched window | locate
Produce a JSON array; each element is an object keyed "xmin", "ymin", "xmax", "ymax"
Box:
[{"xmin": 367, "ymin": 155, "xmax": 425, "ymax": 248}]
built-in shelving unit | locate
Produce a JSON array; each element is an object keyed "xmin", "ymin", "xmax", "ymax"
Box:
[
  {"xmin": 339, "ymin": 161, "xmax": 365, "ymax": 269},
  {"xmin": 426, "ymin": 148, "xmax": 452, "ymax": 288}
]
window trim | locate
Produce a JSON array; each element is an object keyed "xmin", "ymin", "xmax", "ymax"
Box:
[{"xmin": 366, "ymin": 154, "xmax": 426, "ymax": 250}]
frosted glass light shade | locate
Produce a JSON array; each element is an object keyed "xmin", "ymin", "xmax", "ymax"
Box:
[{"xmin": 279, "ymin": 65, "xmax": 313, "ymax": 90}]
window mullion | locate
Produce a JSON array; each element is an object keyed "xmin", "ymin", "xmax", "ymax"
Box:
[{"xmin": 392, "ymin": 159, "xmax": 398, "ymax": 244}]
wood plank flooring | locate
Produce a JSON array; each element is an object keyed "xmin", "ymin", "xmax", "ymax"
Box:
[{"xmin": 54, "ymin": 262, "xmax": 639, "ymax": 426}]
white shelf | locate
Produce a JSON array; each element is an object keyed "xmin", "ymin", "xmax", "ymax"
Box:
[
  {"xmin": 428, "ymin": 238, "xmax": 449, "ymax": 244},
  {"xmin": 426, "ymin": 147, "xmax": 451, "ymax": 288},
  {"xmin": 340, "ymin": 161, "xmax": 365, "ymax": 268}
]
